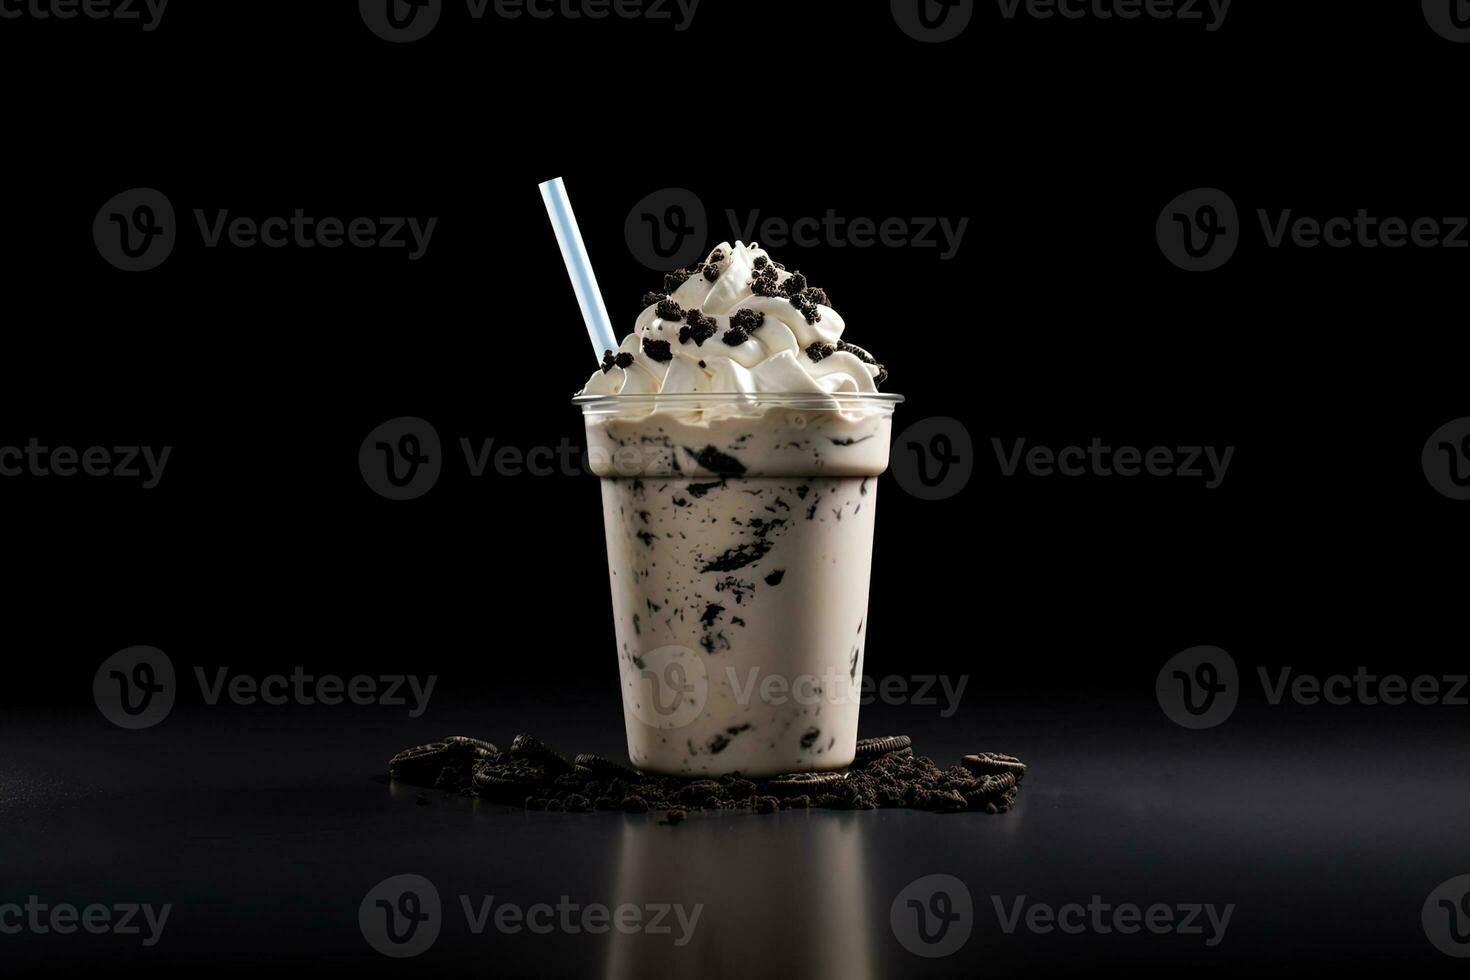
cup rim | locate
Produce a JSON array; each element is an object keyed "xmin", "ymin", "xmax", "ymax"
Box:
[{"xmin": 573, "ymin": 391, "xmax": 904, "ymax": 408}]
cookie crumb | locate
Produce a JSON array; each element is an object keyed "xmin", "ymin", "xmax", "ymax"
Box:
[
  {"xmin": 388, "ymin": 733, "xmax": 1024, "ymax": 817},
  {"xmin": 730, "ymin": 308, "xmax": 765, "ymax": 332},
  {"xmin": 678, "ymin": 310, "xmax": 718, "ymax": 346}
]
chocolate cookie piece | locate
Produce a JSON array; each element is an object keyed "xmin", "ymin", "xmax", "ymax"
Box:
[
  {"xmin": 790, "ymin": 296, "xmax": 822, "ymax": 324},
  {"xmin": 834, "ymin": 339, "xmax": 877, "ymax": 365},
  {"xmin": 442, "ymin": 736, "xmax": 499, "ymax": 758},
  {"xmin": 966, "ymin": 772, "xmax": 1021, "ymax": 814},
  {"xmin": 642, "ymin": 338, "xmax": 673, "ymax": 363},
  {"xmin": 673, "ymin": 780, "xmax": 724, "ymax": 807},
  {"xmin": 930, "ymin": 789, "xmax": 968, "ymax": 813},
  {"xmin": 433, "ymin": 765, "xmax": 475, "ymax": 794},
  {"xmin": 388, "ymin": 741, "xmax": 451, "ymax": 783},
  {"xmin": 750, "ymin": 265, "xmax": 781, "ymax": 296},
  {"xmin": 690, "ymin": 446, "xmax": 746, "ymax": 476},
  {"xmin": 472, "ymin": 764, "xmax": 551, "ymax": 803},
  {"xmin": 678, "ymin": 310, "xmax": 718, "ymax": 346},
  {"xmin": 854, "ymin": 734, "xmax": 912, "ymax": 762},
  {"xmin": 597, "ymin": 350, "xmax": 635, "ymax": 371},
  {"xmin": 385, "ymin": 733, "xmax": 1026, "ymax": 817},
  {"xmin": 510, "ymin": 733, "xmax": 573, "ymax": 773},
  {"xmin": 573, "ymin": 753, "xmax": 641, "ymax": 781},
  {"xmin": 730, "ymin": 308, "xmax": 764, "ymax": 332},
  {"xmin": 765, "ymin": 771, "xmax": 846, "ymax": 797},
  {"xmin": 962, "ymin": 752, "xmax": 1027, "ymax": 780}
]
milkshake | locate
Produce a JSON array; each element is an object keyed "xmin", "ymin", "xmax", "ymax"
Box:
[{"xmin": 577, "ymin": 241, "xmax": 900, "ymax": 778}]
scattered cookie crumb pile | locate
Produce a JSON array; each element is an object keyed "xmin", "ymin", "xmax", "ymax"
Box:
[{"xmin": 389, "ymin": 735, "xmax": 1025, "ymax": 819}]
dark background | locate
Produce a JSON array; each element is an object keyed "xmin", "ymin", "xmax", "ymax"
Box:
[{"xmin": 2, "ymin": 0, "xmax": 1469, "ymax": 975}]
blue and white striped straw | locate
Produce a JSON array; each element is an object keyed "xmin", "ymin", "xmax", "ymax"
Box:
[{"xmin": 539, "ymin": 177, "xmax": 618, "ymax": 362}]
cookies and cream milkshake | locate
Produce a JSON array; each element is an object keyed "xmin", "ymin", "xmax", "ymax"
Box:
[{"xmin": 577, "ymin": 241, "xmax": 900, "ymax": 778}]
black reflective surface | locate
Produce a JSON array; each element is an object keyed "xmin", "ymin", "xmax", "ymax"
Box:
[{"xmin": 5, "ymin": 697, "xmax": 1468, "ymax": 976}]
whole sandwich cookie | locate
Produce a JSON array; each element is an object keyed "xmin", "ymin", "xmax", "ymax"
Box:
[
  {"xmin": 510, "ymin": 733, "xmax": 574, "ymax": 773},
  {"xmin": 854, "ymin": 734, "xmax": 912, "ymax": 762},
  {"xmin": 962, "ymin": 752, "xmax": 1027, "ymax": 779},
  {"xmin": 442, "ymin": 735, "xmax": 498, "ymax": 759}
]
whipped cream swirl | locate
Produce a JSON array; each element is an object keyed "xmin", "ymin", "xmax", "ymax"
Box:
[{"xmin": 580, "ymin": 241, "xmax": 886, "ymax": 397}]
